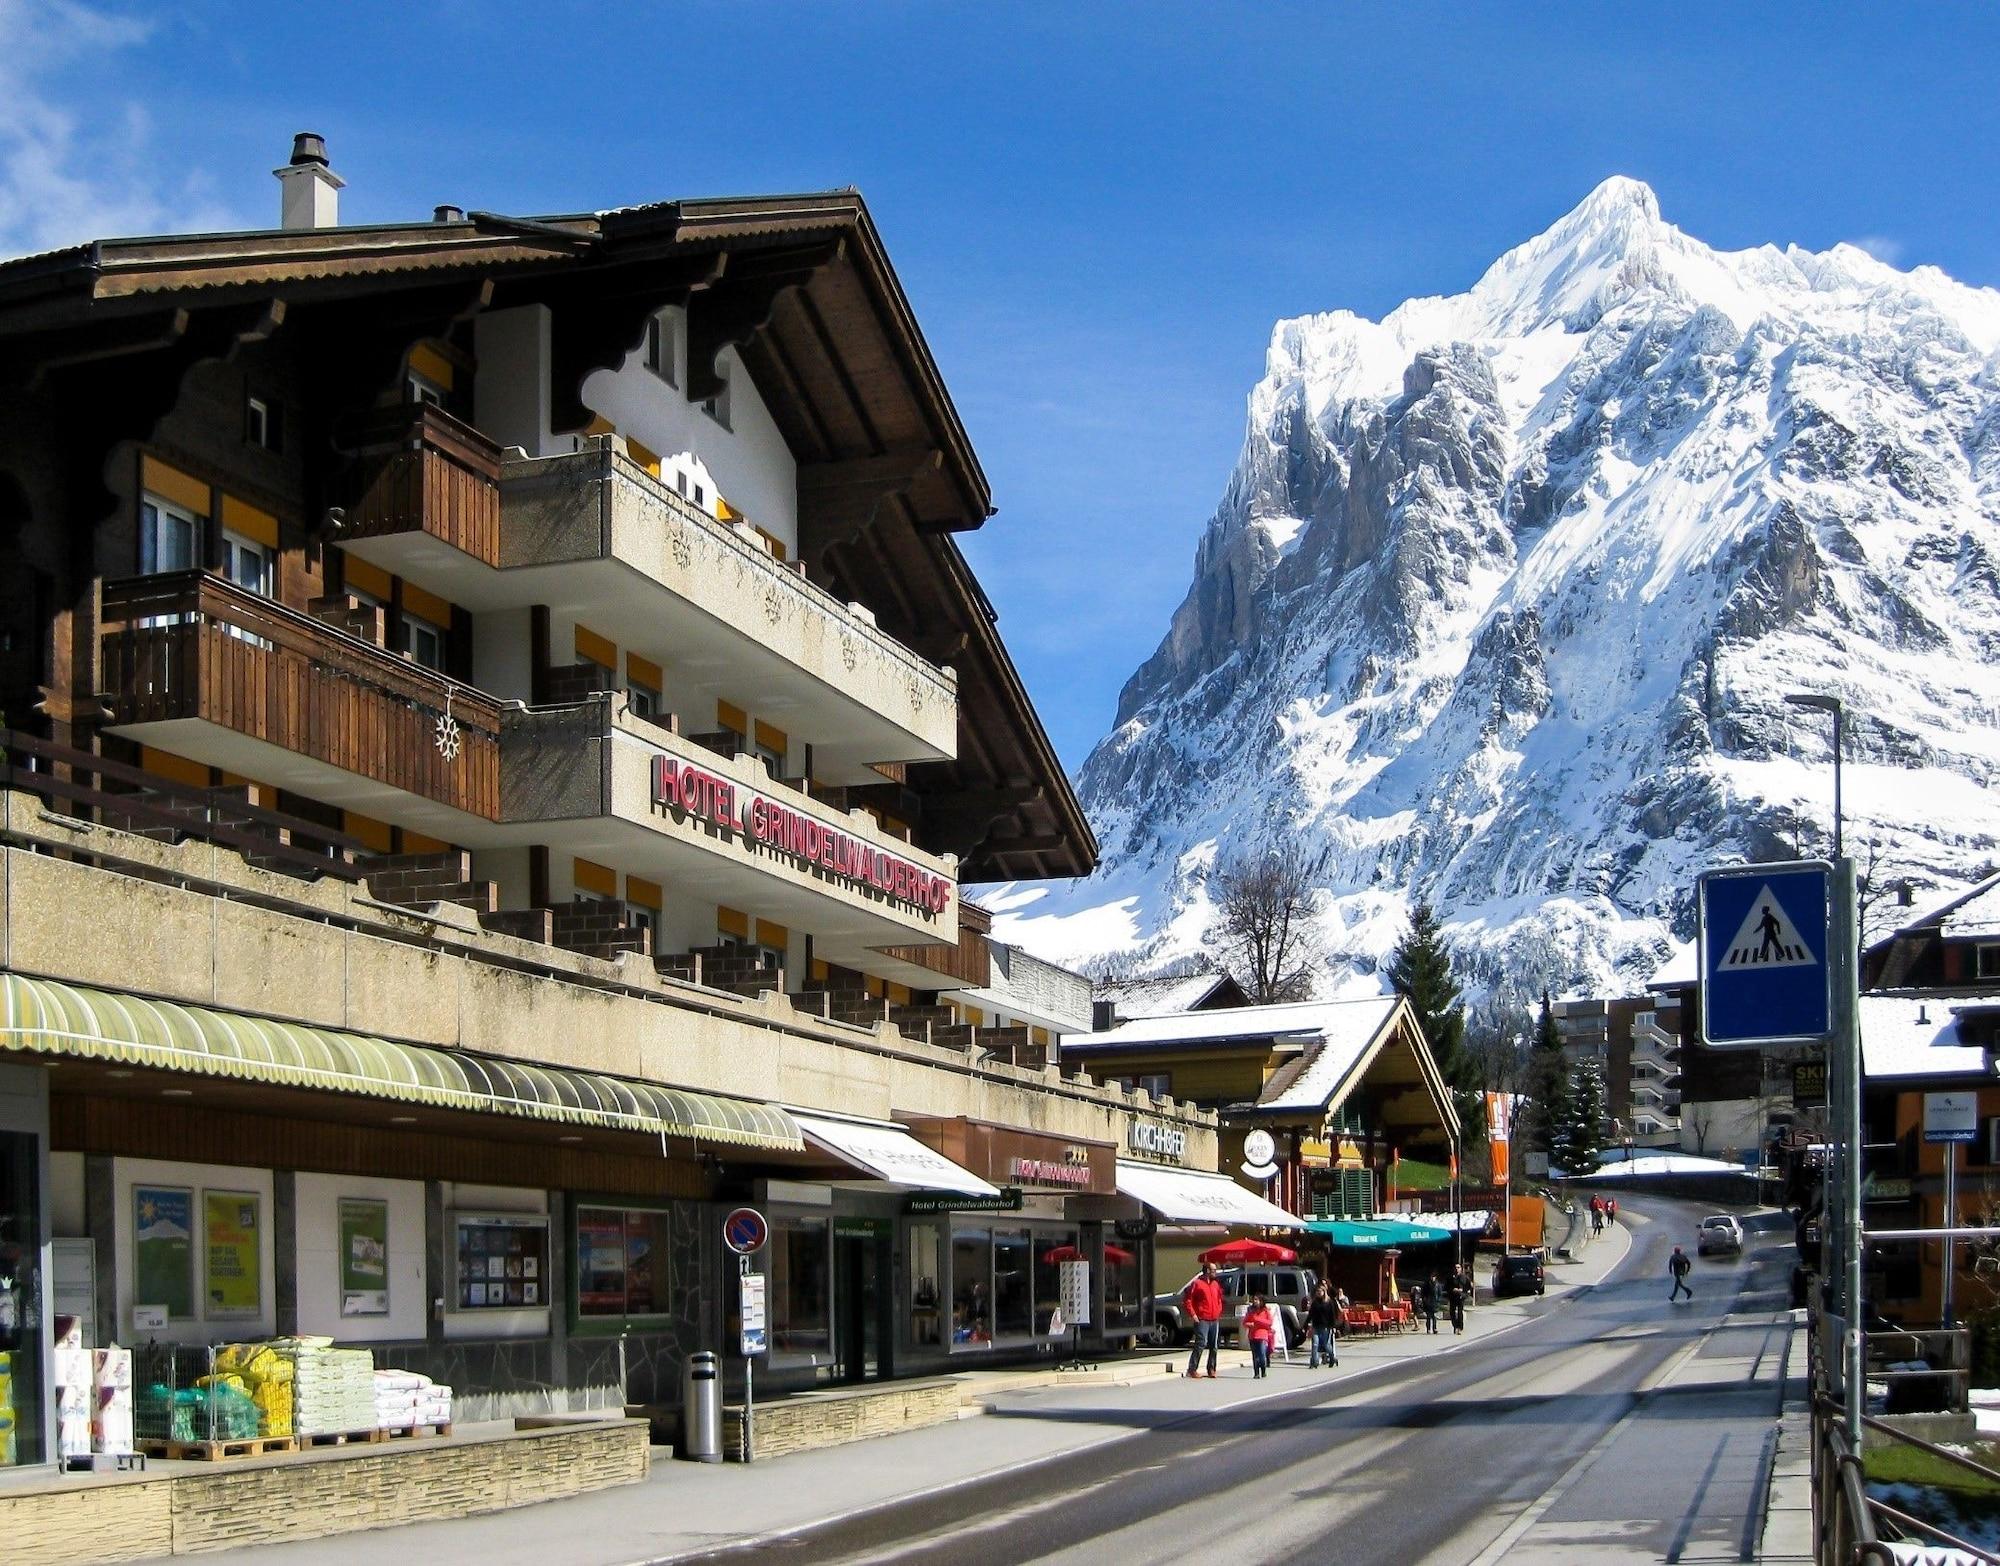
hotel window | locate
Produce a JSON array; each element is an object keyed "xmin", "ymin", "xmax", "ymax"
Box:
[
  {"xmin": 770, "ymin": 1215, "xmax": 831, "ymax": 1355},
  {"xmin": 1977, "ymin": 944, "xmax": 2000, "ymax": 980},
  {"xmin": 244, "ymin": 394, "xmax": 282, "ymax": 453},
  {"xmin": 403, "ymin": 613, "xmax": 446, "ymax": 672},
  {"xmin": 1135, "ymin": 1072, "xmax": 1171, "ymax": 1099},
  {"xmin": 139, "ymin": 495, "xmax": 199, "ymax": 575},
  {"xmin": 627, "ymin": 680, "xmax": 662, "ymax": 720},
  {"xmin": 574, "ymin": 1205, "xmax": 673, "ymax": 1321},
  {"xmin": 407, "ymin": 372, "xmax": 446, "ymax": 408},
  {"xmin": 644, "ymin": 315, "xmax": 677, "ymax": 386},
  {"xmin": 220, "ymin": 530, "xmax": 272, "ymax": 597},
  {"xmin": 753, "ymin": 739, "xmax": 785, "ymax": 780},
  {"xmin": 701, "ymin": 365, "xmax": 732, "ymax": 430}
]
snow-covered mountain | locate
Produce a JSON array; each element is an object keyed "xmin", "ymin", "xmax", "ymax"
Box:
[{"xmin": 991, "ymin": 177, "xmax": 2000, "ymax": 1000}]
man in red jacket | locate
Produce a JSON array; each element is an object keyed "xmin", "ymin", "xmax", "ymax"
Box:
[{"xmin": 1183, "ymin": 1262, "xmax": 1226, "ymax": 1378}]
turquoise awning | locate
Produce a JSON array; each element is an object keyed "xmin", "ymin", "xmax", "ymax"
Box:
[{"xmin": 1305, "ymin": 1219, "xmax": 1459, "ymax": 1249}]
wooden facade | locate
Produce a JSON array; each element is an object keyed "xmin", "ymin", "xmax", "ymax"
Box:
[{"xmin": 338, "ymin": 402, "xmax": 505, "ymax": 568}]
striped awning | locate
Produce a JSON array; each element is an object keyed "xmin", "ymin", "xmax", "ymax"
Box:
[{"xmin": 0, "ymin": 973, "xmax": 801, "ymax": 1152}]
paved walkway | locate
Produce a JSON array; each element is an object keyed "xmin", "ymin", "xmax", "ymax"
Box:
[{"xmin": 169, "ymin": 1226, "xmax": 1634, "ymax": 1566}]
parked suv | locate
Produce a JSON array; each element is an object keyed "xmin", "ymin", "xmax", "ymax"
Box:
[
  {"xmin": 1149, "ymin": 1265, "xmax": 1318, "ymax": 1347},
  {"xmin": 1698, "ymin": 1214, "xmax": 1745, "ymax": 1256},
  {"xmin": 1493, "ymin": 1250, "xmax": 1546, "ymax": 1298}
]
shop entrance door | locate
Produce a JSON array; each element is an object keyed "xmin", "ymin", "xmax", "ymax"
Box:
[
  {"xmin": 0, "ymin": 1067, "xmax": 49, "ymax": 1470},
  {"xmin": 833, "ymin": 1225, "xmax": 891, "ymax": 1383}
]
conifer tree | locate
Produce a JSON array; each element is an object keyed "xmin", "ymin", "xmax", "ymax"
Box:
[
  {"xmin": 1523, "ymin": 991, "xmax": 1572, "ymax": 1165},
  {"xmin": 1564, "ymin": 1058, "xmax": 1607, "ymax": 1171},
  {"xmin": 1388, "ymin": 901, "xmax": 1480, "ymax": 1142}
]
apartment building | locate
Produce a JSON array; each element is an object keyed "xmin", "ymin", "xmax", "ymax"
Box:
[
  {"xmin": 0, "ymin": 139, "xmax": 1218, "ymax": 1473},
  {"xmin": 1552, "ymin": 993, "xmax": 1682, "ymax": 1150}
]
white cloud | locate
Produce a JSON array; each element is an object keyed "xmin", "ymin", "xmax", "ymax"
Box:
[
  {"xmin": 0, "ymin": 0, "xmax": 244, "ymax": 260},
  {"xmin": 1848, "ymin": 234, "xmax": 1904, "ymax": 266}
]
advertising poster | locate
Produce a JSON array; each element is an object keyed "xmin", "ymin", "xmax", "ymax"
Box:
[
  {"xmin": 133, "ymin": 1186, "xmax": 195, "ymax": 1320},
  {"xmin": 338, "ymin": 1197, "xmax": 390, "ymax": 1317},
  {"xmin": 203, "ymin": 1190, "xmax": 262, "ymax": 1319}
]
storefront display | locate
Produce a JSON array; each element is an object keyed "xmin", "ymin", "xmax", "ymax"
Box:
[
  {"xmin": 338, "ymin": 1198, "xmax": 389, "ymax": 1317},
  {"xmin": 449, "ymin": 1213, "xmax": 549, "ymax": 1311},
  {"xmin": 203, "ymin": 1190, "xmax": 262, "ymax": 1319},
  {"xmin": 770, "ymin": 1215, "xmax": 830, "ymax": 1355},
  {"xmin": 133, "ymin": 1185, "xmax": 194, "ymax": 1321},
  {"xmin": 575, "ymin": 1205, "xmax": 672, "ymax": 1320},
  {"xmin": 907, "ymin": 1223, "xmax": 942, "ymax": 1347}
]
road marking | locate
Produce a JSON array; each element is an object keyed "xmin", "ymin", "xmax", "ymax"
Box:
[{"xmin": 1463, "ymin": 1387, "xmax": 1647, "ymax": 1566}]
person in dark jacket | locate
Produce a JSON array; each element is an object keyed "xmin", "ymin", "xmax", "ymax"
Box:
[
  {"xmin": 1306, "ymin": 1282, "xmax": 1340, "ymax": 1368},
  {"xmin": 1422, "ymin": 1272, "xmax": 1441, "ymax": 1334},
  {"xmin": 1669, "ymin": 1245, "xmax": 1694, "ymax": 1302},
  {"xmin": 1448, "ymin": 1271, "xmax": 1467, "ymax": 1334}
]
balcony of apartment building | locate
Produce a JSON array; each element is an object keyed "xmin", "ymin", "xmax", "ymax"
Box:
[
  {"xmin": 1629, "ymin": 1012, "xmax": 1679, "ymax": 1075},
  {"xmin": 330, "ymin": 406, "xmax": 956, "ymax": 776},
  {"xmin": 97, "ymin": 568, "xmax": 503, "ymax": 840},
  {"xmin": 496, "ymin": 692, "xmax": 960, "ymax": 974}
]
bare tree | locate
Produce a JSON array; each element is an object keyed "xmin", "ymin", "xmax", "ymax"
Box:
[
  {"xmin": 1211, "ymin": 842, "xmax": 1317, "ymax": 1004},
  {"xmin": 1685, "ymin": 1101, "xmax": 1716, "ymax": 1157}
]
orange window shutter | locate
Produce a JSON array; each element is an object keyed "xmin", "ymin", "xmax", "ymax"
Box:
[
  {"xmin": 716, "ymin": 700, "xmax": 749, "ymax": 736},
  {"xmin": 573, "ymin": 858, "xmax": 617, "ymax": 897},
  {"xmin": 716, "ymin": 906, "xmax": 750, "ymax": 939},
  {"xmin": 574, "ymin": 624, "xmax": 618, "ymax": 671}
]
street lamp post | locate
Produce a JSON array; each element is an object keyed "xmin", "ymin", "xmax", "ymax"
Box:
[{"xmin": 1783, "ymin": 692, "xmax": 1844, "ymax": 859}]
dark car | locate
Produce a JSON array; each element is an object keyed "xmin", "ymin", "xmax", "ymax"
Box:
[{"xmin": 1494, "ymin": 1250, "xmax": 1546, "ymax": 1298}]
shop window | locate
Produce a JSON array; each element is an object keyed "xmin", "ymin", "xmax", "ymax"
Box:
[
  {"xmin": 993, "ymin": 1226, "xmax": 1032, "ymax": 1338},
  {"xmin": 1031, "ymin": 1228, "xmax": 1078, "ymax": 1336},
  {"xmin": 908, "ymin": 1222, "xmax": 943, "ymax": 1348},
  {"xmin": 449, "ymin": 1212, "xmax": 548, "ymax": 1311},
  {"xmin": 575, "ymin": 1205, "xmax": 673, "ymax": 1321},
  {"xmin": 771, "ymin": 1216, "xmax": 830, "ymax": 1355},
  {"xmin": 951, "ymin": 1225, "xmax": 992, "ymax": 1347},
  {"xmin": 0, "ymin": 1128, "xmax": 45, "ymax": 1465},
  {"xmin": 140, "ymin": 495, "xmax": 199, "ymax": 575},
  {"xmin": 1103, "ymin": 1239, "xmax": 1141, "ymax": 1332}
]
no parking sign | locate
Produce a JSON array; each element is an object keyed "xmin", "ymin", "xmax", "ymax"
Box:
[{"xmin": 724, "ymin": 1207, "xmax": 769, "ymax": 1255}]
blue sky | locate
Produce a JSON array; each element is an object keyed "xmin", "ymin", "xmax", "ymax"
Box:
[{"xmin": 4, "ymin": 2, "xmax": 1997, "ymax": 765}]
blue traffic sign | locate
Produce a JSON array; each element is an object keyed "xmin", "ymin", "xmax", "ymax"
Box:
[{"xmin": 1698, "ymin": 861, "xmax": 1832, "ymax": 1048}]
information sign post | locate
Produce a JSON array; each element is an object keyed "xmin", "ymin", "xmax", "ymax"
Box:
[
  {"xmin": 723, "ymin": 1208, "xmax": 769, "ymax": 1462},
  {"xmin": 1926, "ymin": 1092, "xmax": 1979, "ymax": 1327}
]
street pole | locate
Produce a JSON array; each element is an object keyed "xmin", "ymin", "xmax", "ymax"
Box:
[
  {"xmin": 1944, "ymin": 1140, "xmax": 1959, "ymax": 1329},
  {"xmin": 1834, "ymin": 855, "xmax": 1863, "ymax": 1450}
]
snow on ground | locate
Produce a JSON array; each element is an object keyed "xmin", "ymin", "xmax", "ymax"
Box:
[{"xmin": 1586, "ymin": 1153, "xmax": 1748, "ymax": 1178}]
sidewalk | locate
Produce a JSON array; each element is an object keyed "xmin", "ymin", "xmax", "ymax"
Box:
[{"xmin": 168, "ymin": 1230, "xmax": 1634, "ymax": 1566}]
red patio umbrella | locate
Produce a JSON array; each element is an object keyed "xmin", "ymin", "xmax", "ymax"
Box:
[
  {"xmin": 1198, "ymin": 1238, "xmax": 1298, "ymax": 1266},
  {"xmin": 1042, "ymin": 1244, "xmax": 1135, "ymax": 1264}
]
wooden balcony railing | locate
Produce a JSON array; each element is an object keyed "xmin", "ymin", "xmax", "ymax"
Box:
[
  {"xmin": 336, "ymin": 402, "xmax": 504, "ymax": 567},
  {"xmin": 875, "ymin": 899, "xmax": 990, "ymax": 988},
  {"xmin": 99, "ymin": 571, "xmax": 503, "ymax": 821}
]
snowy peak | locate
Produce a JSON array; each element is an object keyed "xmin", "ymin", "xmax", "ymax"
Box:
[{"xmin": 997, "ymin": 182, "xmax": 2000, "ymax": 1004}]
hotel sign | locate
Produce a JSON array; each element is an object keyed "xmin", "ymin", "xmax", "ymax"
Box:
[
  {"xmin": 1012, "ymin": 1149, "xmax": 1096, "ymax": 1188},
  {"xmin": 1125, "ymin": 1121, "xmax": 1188, "ymax": 1163},
  {"xmin": 652, "ymin": 756, "xmax": 952, "ymax": 915}
]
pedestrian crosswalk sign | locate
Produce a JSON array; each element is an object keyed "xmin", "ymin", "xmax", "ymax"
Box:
[{"xmin": 1698, "ymin": 861, "xmax": 1833, "ymax": 1048}]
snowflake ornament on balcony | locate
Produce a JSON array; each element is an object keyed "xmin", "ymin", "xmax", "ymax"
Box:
[{"xmin": 434, "ymin": 691, "xmax": 462, "ymax": 762}]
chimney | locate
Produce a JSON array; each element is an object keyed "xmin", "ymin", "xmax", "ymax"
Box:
[
  {"xmin": 433, "ymin": 205, "xmax": 465, "ymax": 224},
  {"xmin": 274, "ymin": 132, "xmax": 344, "ymax": 231},
  {"xmin": 1091, "ymin": 999, "xmax": 1118, "ymax": 1032}
]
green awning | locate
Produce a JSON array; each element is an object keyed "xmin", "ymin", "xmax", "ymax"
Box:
[
  {"xmin": 1305, "ymin": 1219, "xmax": 1459, "ymax": 1249},
  {"xmin": 0, "ymin": 973, "xmax": 801, "ymax": 1152}
]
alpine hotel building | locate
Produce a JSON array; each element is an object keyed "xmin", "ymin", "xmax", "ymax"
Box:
[{"xmin": 0, "ymin": 138, "xmax": 1220, "ymax": 1470}]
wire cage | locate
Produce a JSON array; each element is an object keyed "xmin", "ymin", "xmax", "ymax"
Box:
[{"xmin": 133, "ymin": 1342, "xmax": 297, "ymax": 1447}]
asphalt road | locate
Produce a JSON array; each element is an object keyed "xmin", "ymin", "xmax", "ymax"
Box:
[{"xmin": 685, "ymin": 1194, "xmax": 1796, "ymax": 1566}]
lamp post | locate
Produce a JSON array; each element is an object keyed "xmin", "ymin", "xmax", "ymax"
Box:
[{"xmin": 1783, "ymin": 692, "xmax": 1844, "ymax": 859}]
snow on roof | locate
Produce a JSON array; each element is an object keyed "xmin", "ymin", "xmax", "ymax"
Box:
[
  {"xmin": 1940, "ymin": 882, "xmax": 2000, "ymax": 941},
  {"xmin": 1647, "ymin": 939, "xmax": 1697, "ymax": 991},
  {"xmin": 1254, "ymin": 1000, "xmax": 1405, "ymax": 1112},
  {"xmin": 1062, "ymin": 995, "xmax": 1399, "ymax": 1053},
  {"xmin": 1093, "ymin": 973, "xmax": 1237, "ymax": 1019},
  {"xmin": 1887, "ymin": 870, "xmax": 2000, "ymax": 939},
  {"xmin": 1860, "ymin": 993, "xmax": 1994, "ymax": 1081}
]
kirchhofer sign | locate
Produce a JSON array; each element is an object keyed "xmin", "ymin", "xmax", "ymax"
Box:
[
  {"xmin": 652, "ymin": 755, "xmax": 952, "ymax": 915},
  {"xmin": 1125, "ymin": 1121, "xmax": 1187, "ymax": 1163}
]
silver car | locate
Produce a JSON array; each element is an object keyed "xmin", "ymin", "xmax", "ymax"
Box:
[{"xmin": 1697, "ymin": 1214, "xmax": 1745, "ymax": 1256}]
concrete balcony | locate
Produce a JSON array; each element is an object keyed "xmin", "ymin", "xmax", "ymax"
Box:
[
  {"xmin": 499, "ymin": 694, "xmax": 960, "ymax": 961},
  {"xmin": 336, "ymin": 416, "xmax": 956, "ymax": 782},
  {"xmin": 99, "ymin": 570, "xmax": 503, "ymax": 837}
]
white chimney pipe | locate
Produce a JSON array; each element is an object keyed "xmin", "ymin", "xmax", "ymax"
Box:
[{"xmin": 274, "ymin": 132, "xmax": 344, "ymax": 231}]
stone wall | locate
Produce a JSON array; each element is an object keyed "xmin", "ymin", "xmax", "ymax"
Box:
[{"xmin": 721, "ymin": 1379, "xmax": 960, "ymax": 1461}]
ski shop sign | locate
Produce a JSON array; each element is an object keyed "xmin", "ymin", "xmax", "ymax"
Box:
[{"xmin": 652, "ymin": 756, "xmax": 952, "ymax": 916}]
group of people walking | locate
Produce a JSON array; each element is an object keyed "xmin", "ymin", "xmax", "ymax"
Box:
[
  {"xmin": 1180, "ymin": 1261, "xmax": 1478, "ymax": 1381},
  {"xmin": 1587, "ymin": 1195, "xmax": 1619, "ymax": 1236}
]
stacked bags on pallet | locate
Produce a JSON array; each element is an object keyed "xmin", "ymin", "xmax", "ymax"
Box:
[
  {"xmin": 278, "ymin": 1339, "xmax": 375, "ymax": 1435},
  {"xmin": 373, "ymin": 1369, "xmax": 453, "ymax": 1432},
  {"xmin": 213, "ymin": 1342, "xmax": 293, "ymax": 1438}
]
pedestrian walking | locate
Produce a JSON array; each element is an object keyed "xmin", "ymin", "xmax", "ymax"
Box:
[
  {"xmin": 1306, "ymin": 1282, "xmax": 1341, "ymax": 1368},
  {"xmin": 1607, "ymin": 1198, "xmax": 1618, "ymax": 1226},
  {"xmin": 1182, "ymin": 1262, "xmax": 1226, "ymax": 1378},
  {"xmin": 1448, "ymin": 1271, "xmax": 1467, "ymax": 1335},
  {"xmin": 1244, "ymin": 1294, "xmax": 1277, "ymax": 1379},
  {"xmin": 1422, "ymin": 1272, "xmax": 1441, "ymax": 1334},
  {"xmin": 1669, "ymin": 1245, "xmax": 1694, "ymax": 1303}
]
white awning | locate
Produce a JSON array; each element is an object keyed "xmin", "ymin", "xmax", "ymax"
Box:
[
  {"xmin": 793, "ymin": 1113, "xmax": 999, "ymax": 1196},
  {"xmin": 1114, "ymin": 1161, "xmax": 1307, "ymax": 1229}
]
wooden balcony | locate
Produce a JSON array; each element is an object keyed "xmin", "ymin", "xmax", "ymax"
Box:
[
  {"xmin": 335, "ymin": 402, "xmax": 503, "ymax": 567},
  {"xmin": 99, "ymin": 570, "xmax": 503, "ymax": 821},
  {"xmin": 875, "ymin": 899, "xmax": 990, "ymax": 988}
]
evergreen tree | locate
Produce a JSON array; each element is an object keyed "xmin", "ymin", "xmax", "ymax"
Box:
[
  {"xmin": 1522, "ymin": 991, "xmax": 1572, "ymax": 1165},
  {"xmin": 1564, "ymin": 1059, "xmax": 1607, "ymax": 1171},
  {"xmin": 1388, "ymin": 901, "xmax": 1480, "ymax": 1143}
]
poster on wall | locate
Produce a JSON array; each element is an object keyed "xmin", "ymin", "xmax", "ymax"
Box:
[
  {"xmin": 338, "ymin": 1198, "xmax": 390, "ymax": 1317},
  {"xmin": 133, "ymin": 1186, "xmax": 195, "ymax": 1320},
  {"xmin": 203, "ymin": 1190, "xmax": 262, "ymax": 1319}
]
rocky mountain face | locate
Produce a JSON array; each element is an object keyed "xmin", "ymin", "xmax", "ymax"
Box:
[{"xmin": 991, "ymin": 178, "xmax": 2000, "ymax": 999}]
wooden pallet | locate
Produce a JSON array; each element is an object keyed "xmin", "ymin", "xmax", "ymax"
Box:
[
  {"xmin": 379, "ymin": 1421, "xmax": 453, "ymax": 1441},
  {"xmin": 298, "ymin": 1427, "xmax": 388, "ymax": 1448},
  {"xmin": 140, "ymin": 1434, "xmax": 298, "ymax": 1461}
]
